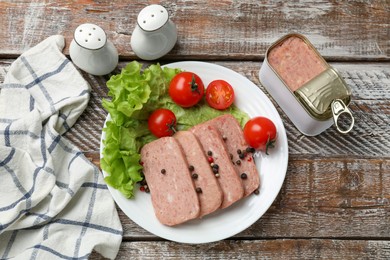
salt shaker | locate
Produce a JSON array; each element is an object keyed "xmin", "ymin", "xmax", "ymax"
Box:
[
  {"xmin": 131, "ymin": 4, "xmax": 177, "ymax": 60},
  {"xmin": 69, "ymin": 23, "xmax": 118, "ymax": 75}
]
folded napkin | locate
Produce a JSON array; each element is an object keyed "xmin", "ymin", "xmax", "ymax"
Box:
[{"xmin": 0, "ymin": 36, "xmax": 122, "ymax": 259}]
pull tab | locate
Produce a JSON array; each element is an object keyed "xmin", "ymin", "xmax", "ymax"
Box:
[{"xmin": 331, "ymin": 99, "xmax": 354, "ymax": 134}]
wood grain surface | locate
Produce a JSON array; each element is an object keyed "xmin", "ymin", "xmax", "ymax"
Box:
[
  {"xmin": 90, "ymin": 239, "xmax": 390, "ymax": 259},
  {"xmin": 0, "ymin": 0, "xmax": 389, "ymax": 60},
  {"xmin": 1, "ymin": 0, "xmax": 390, "ymax": 259}
]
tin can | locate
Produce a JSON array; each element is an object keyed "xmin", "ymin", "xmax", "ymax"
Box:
[{"xmin": 259, "ymin": 33, "xmax": 354, "ymax": 136}]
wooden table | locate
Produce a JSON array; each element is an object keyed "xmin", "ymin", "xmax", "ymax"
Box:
[{"xmin": 1, "ymin": 1, "xmax": 389, "ymax": 259}]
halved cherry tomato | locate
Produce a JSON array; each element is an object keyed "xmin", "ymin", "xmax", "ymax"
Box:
[
  {"xmin": 243, "ymin": 116, "xmax": 277, "ymax": 154},
  {"xmin": 205, "ymin": 80, "xmax": 235, "ymax": 110},
  {"xmin": 148, "ymin": 108, "xmax": 177, "ymax": 138},
  {"xmin": 169, "ymin": 72, "xmax": 205, "ymax": 108}
]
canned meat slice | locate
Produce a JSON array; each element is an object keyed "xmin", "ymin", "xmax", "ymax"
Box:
[
  {"xmin": 191, "ymin": 124, "xmax": 244, "ymax": 209},
  {"xmin": 205, "ymin": 114, "xmax": 260, "ymax": 197},
  {"xmin": 175, "ymin": 131, "xmax": 223, "ymax": 217},
  {"xmin": 141, "ymin": 137, "xmax": 200, "ymax": 226}
]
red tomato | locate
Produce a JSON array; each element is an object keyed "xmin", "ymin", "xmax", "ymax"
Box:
[
  {"xmin": 205, "ymin": 80, "xmax": 235, "ymax": 110},
  {"xmin": 169, "ymin": 72, "xmax": 205, "ymax": 108},
  {"xmin": 148, "ymin": 108, "xmax": 177, "ymax": 138},
  {"xmin": 243, "ymin": 116, "xmax": 277, "ymax": 154}
]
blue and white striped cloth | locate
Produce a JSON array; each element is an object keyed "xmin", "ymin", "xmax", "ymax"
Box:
[{"xmin": 0, "ymin": 35, "xmax": 122, "ymax": 259}]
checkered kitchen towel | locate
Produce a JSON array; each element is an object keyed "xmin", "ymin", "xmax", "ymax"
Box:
[{"xmin": 0, "ymin": 35, "xmax": 122, "ymax": 259}]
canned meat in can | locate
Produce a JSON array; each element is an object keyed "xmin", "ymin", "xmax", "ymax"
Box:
[{"xmin": 259, "ymin": 33, "xmax": 354, "ymax": 135}]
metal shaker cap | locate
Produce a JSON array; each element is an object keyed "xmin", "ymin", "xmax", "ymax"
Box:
[
  {"xmin": 74, "ymin": 23, "xmax": 107, "ymax": 50},
  {"xmin": 137, "ymin": 4, "xmax": 169, "ymax": 32}
]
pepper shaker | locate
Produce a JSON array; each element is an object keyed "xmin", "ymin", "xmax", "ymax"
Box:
[
  {"xmin": 69, "ymin": 23, "xmax": 118, "ymax": 75},
  {"xmin": 131, "ymin": 4, "xmax": 177, "ymax": 60}
]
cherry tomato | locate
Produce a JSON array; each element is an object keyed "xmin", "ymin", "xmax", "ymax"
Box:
[
  {"xmin": 169, "ymin": 72, "xmax": 205, "ymax": 108},
  {"xmin": 148, "ymin": 108, "xmax": 177, "ymax": 138},
  {"xmin": 243, "ymin": 116, "xmax": 277, "ymax": 154},
  {"xmin": 205, "ymin": 80, "xmax": 235, "ymax": 110}
]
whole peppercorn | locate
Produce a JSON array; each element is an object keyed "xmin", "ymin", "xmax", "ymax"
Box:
[
  {"xmin": 207, "ymin": 150, "xmax": 213, "ymax": 156},
  {"xmin": 189, "ymin": 165, "xmax": 195, "ymax": 171},
  {"xmin": 239, "ymin": 153, "xmax": 245, "ymax": 159},
  {"xmin": 161, "ymin": 169, "xmax": 166, "ymax": 174},
  {"xmin": 236, "ymin": 160, "xmax": 241, "ymax": 165},
  {"xmin": 247, "ymin": 147, "xmax": 255, "ymax": 153},
  {"xmin": 240, "ymin": 173, "xmax": 248, "ymax": 179},
  {"xmin": 192, "ymin": 173, "xmax": 198, "ymax": 179},
  {"xmin": 196, "ymin": 187, "xmax": 203, "ymax": 193},
  {"xmin": 253, "ymin": 189, "xmax": 260, "ymax": 195}
]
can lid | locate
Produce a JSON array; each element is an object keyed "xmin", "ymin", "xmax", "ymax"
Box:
[
  {"xmin": 295, "ymin": 67, "xmax": 352, "ymax": 120},
  {"xmin": 74, "ymin": 23, "xmax": 107, "ymax": 50},
  {"xmin": 137, "ymin": 4, "xmax": 169, "ymax": 32}
]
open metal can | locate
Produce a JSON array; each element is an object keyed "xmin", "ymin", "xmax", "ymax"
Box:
[{"xmin": 259, "ymin": 33, "xmax": 354, "ymax": 136}]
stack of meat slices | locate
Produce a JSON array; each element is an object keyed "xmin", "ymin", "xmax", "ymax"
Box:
[{"xmin": 140, "ymin": 114, "xmax": 260, "ymax": 226}]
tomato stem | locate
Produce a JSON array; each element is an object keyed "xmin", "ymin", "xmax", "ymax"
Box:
[
  {"xmin": 166, "ymin": 119, "xmax": 177, "ymax": 134},
  {"xmin": 265, "ymin": 134, "xmax": 275, "ymax": 155},
  {"xmin": 190, "ymin": 74, "xmax": 200, "ymax": 94}
]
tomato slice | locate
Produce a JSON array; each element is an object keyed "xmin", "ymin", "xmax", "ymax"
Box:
[{"xmin": 205, "ymin": 80, "xmax": 235, "ymax": 110}]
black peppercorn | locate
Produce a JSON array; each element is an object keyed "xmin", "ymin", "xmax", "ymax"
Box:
[
  {"xmin": 240, "ymin": 173, "xmax": 247, "ymax": 179},
  {"xmin": 161, "ymin": 169, "xmax": 166, "ymax": 174},
  {"xmin": 239, "ymin": 153, "xmax": 245, "ymax": 159},
  {"xmin": 192, "ymin": 173, "xmax": 198, "ymax": 179},
  {"xmin": 207, "ymin": 150, "xmax": 213, "ymax": 156},
  {"xmin": 212, "ymin": 167, "xmax": 219, "ymax": 174},
  {"xmin": 237, "ymin": 149, "xmax": 242, "ymax": 154},
  {"xmin": 248, "ymin": 147, "xmax": 256, "ymax": 153},
  {"xmin": 196, "ymin": 187, "xmax": 202, "ymax": 193},
  {"xmin": 236, "ymin": 160, "xmax": 241, "ymax": 165},
  {"xmin": 253, "ymin": 189, "xmax": 259, "ymax": 195},
  {"xmin": 189, "ymin": 165, "xmax": 195, "ymax": 171}
]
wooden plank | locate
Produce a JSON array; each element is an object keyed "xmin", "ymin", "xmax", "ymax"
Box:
[
  {"xmin": 110, "ymin": 157, "xmax": 389, "ymax": 239},
  {"xmin": 0, "ymin": 0, "xmax": 389, "ymax": 60},
  {"xmin": 1, "ymin": 59, "xmax": 389, "ymax": 239},
  {"xmin": 84, "ymin": 153, "xmax": 390, "ymax": 239},
  {"xmin": 1, "ymin": 60, "xmax": 390, "ymax": 157},
  {"xmin": 89, "ymin": 239, "xmax": 390, "ymax": 259}
]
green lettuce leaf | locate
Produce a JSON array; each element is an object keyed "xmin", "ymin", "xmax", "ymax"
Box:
[{"xmin": 101, "ymin": 61, "xmax": 249, "ymax": 198}]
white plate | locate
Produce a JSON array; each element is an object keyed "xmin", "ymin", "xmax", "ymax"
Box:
[{"xmin": 100, "ymin": 61, "xmax": 289, "ymax": 244}]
